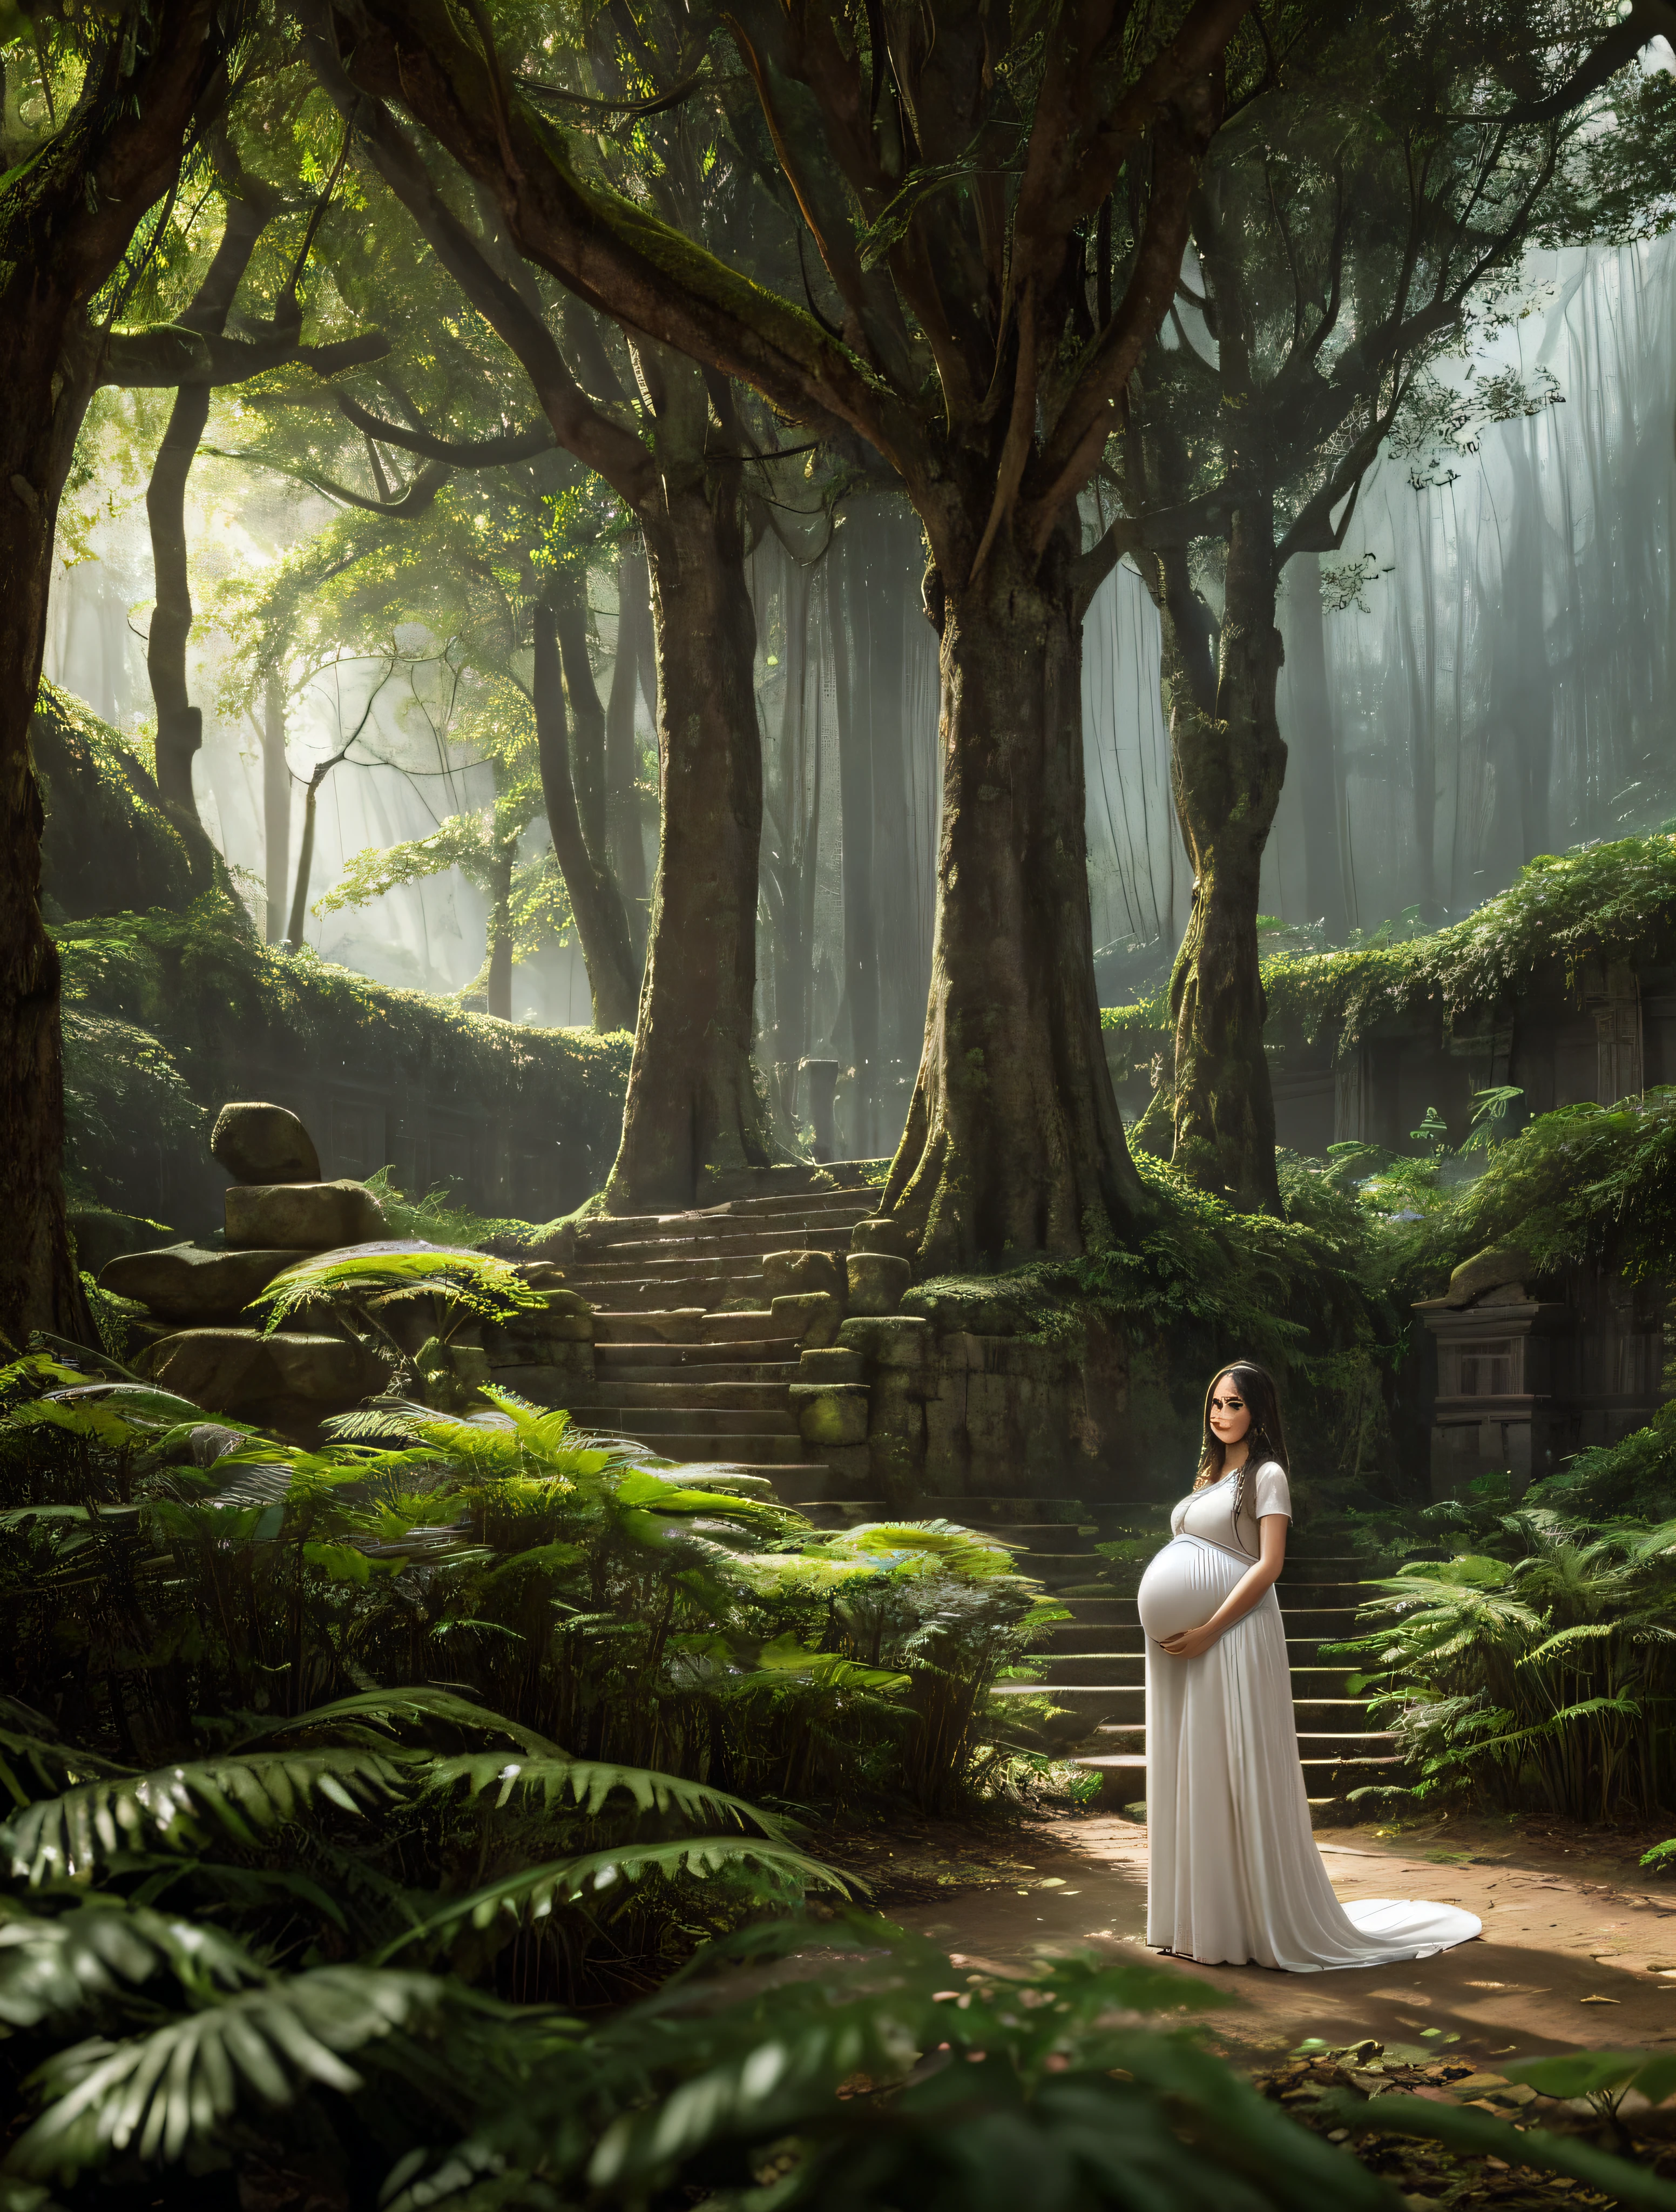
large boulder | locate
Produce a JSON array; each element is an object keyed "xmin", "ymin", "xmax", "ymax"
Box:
[
  {"xmin": 99, "ymin": 1242, "xmax": 299, "ymax": 1323},
  {"xmin": 211, "ymin": 1102, "xmax": 321, "ymax": 1186},
  {"xmin": 144, "ymin": 1327, "xmax": 382, "ymax": 1414},
  {"xmin": 225, "ymin": 1180, "xmax": 386, "ymax": 1251}
]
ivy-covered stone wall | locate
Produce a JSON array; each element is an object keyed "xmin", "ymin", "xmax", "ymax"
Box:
[
  {"xmin": 38, "ymin": 683, "xmax": 631, "ymax": 1238},
  {"xmin": 1105, "ymin": 835, "xmax": 1676, "ymax": 1151}
]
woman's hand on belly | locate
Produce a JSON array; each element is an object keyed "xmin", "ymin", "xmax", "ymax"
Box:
[{"xmin": 1155, "ymin": 1622, "xmax": 1221, "ymax": 1660}]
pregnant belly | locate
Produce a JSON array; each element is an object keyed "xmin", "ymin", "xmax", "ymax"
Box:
[{"xmin": 1137, "ymin": 1537, "xmax": 1245, "ymax": 1642}]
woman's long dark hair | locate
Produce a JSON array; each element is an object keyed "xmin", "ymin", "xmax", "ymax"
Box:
[{"xmin": 1192, "ymin": 1360, "xmax": 1290, "ymax": 1497}]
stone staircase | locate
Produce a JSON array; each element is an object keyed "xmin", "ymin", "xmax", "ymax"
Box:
[
  {"xmin": 484, "ymin": 1185, "xmax": 1397, "ymax": 1812},
  {"xmin": 559, "ymin": 1170, "xmax": 878, "ymax": 1314},
  {"xmin": 487, "ymin": 1168, "xmax": 877, "ymax": 1472},
  {"xmin": 1008, "ymin": 1546, "xmax": 1404, "ymax": 1810}
]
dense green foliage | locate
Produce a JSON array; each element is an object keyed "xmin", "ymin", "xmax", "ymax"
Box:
[
  {"xmin": 0, "ymin": 1353, "xmax": 1510, "ymax": 2208},
  {"xmin": 1103, "ymin": 833, "xmax": 1676, "ymax": 1073},
  {"xmin": 1371, "ymin": 1088, "xmax": 1676, "ymax": 1293},
  {"xmin": 0, "ymin": 1352, "xmax": 1050, "ymax": 1873},
  {"xmin": 1330, "ymin": 1482, "xmax": 1676, "ymax": 1820},
  {"xmin": 34, "ymin": 681, "xmax": 220, "ymax": 923}
]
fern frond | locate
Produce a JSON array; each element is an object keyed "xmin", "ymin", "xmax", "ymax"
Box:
[
  {"xmin": 423, "ymin": 1752, "xmax": 792, "ymax": 1836},
  {"xmin": 381, "ymin": 1838, "xmax": 859, "ymax": 1958},
  {"xmin": 6, "ymin": 1967, "xmax": 444, "ymax": 2179},
  {"xmin": 251, "ymin": 1249, "xmax": 545, "ymax": 1334},
  {"xmin": 0, "ymin": 1900, "xmax": 262, "ymax": 2028},
  {"xmin": 232, "ymin": 1687, "xmax": 565, "ymax": 1759},
  {"xmin": 10, "ymin": 1749, "xmax": 414, "ymax": 1884},
  {"xmin": 0, "ymin": 1705, "xmax": 124, "ymax": 1811}
]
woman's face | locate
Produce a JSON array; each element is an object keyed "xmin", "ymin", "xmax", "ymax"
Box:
[{"xmin": 1208, "ymin": 1375, "xmax": 1253, "ymax": 1449}]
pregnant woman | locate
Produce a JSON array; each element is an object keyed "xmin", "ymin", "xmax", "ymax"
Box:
[{"xmin": 1137, "ymin": 1360, "xmax": 1481, "ymax": 1971}]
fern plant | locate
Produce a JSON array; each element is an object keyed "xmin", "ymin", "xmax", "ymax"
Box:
[
  {"xmin": 1334, "ymin": 1507, "xmax": 1676, "ymax": 1818},
  {"xmin": 247, "ymin": 1244, "xmax": 550, "ymax": 1399}
]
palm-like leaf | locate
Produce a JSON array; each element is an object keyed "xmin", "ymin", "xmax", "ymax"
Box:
[
  {"xmin": 0, "ymin": 1901, "xmax": 261, "ymax": 2028},
  {"xmin": 381, "ymin": 1837, "xmax": 858, "ymax": 1959},
  {"xmin": 250, "ymin": 1248, "xmax": 546, "ymax": 1334},
  {"xmin": 424, "ymin": 1752, "xmax": 794, "ymax": 1837},
  {"xmin": 6, "ymin": 1967, "xmax": 444, "ymax": 2179},
  {"xmin": 9, "ymin": 1748, "xmax": 414, "ymax": 1884},
  {"xmin": 232, "ymin": 1686, "xmax": 565, "ymax": 1758}
]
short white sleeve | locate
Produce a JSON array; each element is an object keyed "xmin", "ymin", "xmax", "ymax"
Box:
[{"xmin": 1252, "ymin": 1460, "xmax": 1292, "ymax": 1521}]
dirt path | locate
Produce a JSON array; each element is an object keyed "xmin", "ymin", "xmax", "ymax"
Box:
[{"xmin": 832, "ymin": 1810, "xmax": 1676, "ymax": 2065}]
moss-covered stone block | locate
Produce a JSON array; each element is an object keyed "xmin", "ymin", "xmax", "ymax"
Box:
[
  {"xmin": 847, "ymin": 1251, "xmax": 910, "ymax": 1315},
  {"xmin": 100, "ymin": 1241, "xmax": 296, "ymax": 1324},
  {"xmin": 850, "ymin": 1216, "xmax": 914, "ymax": 1259},
  {"xmin": 789, "ymin": 1382, "xmax": 870, "ymax": 1446},
  {"xmin": 225, "ymin": 1180, "xmax": 386, "ymax": 1251},
  {"xmin": 770, "ymin": 1291, "xmax": 842, "ymax": 1347},
  {"xmin": 763, "ymin": 1249, "xmax": 844, "ymax": 1301},
  {"xmin": 798, "ymin": 1346, "xmax": 866, "ymax": 1384},
  {"xmin": 839, "ymin": 1314, "xmax": 931, "ymax": 1370}
]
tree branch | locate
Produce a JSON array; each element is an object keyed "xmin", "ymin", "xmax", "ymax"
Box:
[
  {"xmin": 99, "ymin": 326, "xmax": 389, "ymax": 387},
  {"xmin": 334, "ymin": 392, "xmax": 558, "ymax": 466}
]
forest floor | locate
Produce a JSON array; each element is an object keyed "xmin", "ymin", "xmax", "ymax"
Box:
[{"xmin": 805, "ymin": 1805, "xmax": 1676, "ymax": 2209}]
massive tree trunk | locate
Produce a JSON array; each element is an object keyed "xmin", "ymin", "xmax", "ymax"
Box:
[
  {"xmin": 0, "ymin": 1, "xmax": 235, "ymax": 1351},
  {"xmin": 605, "ymin": 548, "xmax": 652, "ymax": 963},
  {"xmin": 531, "ymin": 601, "xmax": 640, "ymax": 1032},
  {"xmin": 605, "ymin": 473, "xmax": 771, "ymax": 1211},
  {"xmin": 880, "ymin": 525, "xmax": 1146, "ymax": 1271},
  {"xmin": 1159, "ymin": 504, "xmax": 1286, "ymax": 1213},
  {"xmin": 147, "ymin": 192, "xmax": 270, "ymax": 816}
]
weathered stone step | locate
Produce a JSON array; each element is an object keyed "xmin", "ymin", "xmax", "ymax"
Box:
[
  {"xmin": 559, "ymin": 1380, "xmax": 794, "ymax": 1411},
  {"xmin": 1042, "ymin": 1594, "xmax": 1363, "ymax": 1629},
  {"xmin": 564, "ymin": 1404, "xmax": 797, "ymax": 1436},
  {"xmin": 578, "ymin": 1225, "xmax": 855, "ymax": 1264},
  {"xmin": 1087, "ymin": 1718, "xmax": 1398, "ymax": 1755},
  {"xmin": 577, "ymin": 1191, "xmax": 876, "ymax": 1249},
  {"xmin": 1010, "ymin": 1552, "xmax": 1099, "ymax": 1586},
  {"xmin": 588, "ymin": 1313, "xmax": 797, "ymax": 1347},
  {"xmin": 981, "ymin": 1525, "xmax": 1095, "ymax": 1554},
  {"xmin": 572, "ymin": 1278, "xmax": 767, "ymax": 1312},
  {"xmin": 572, "ymin": 1254, "xmax": 768, "ymax": 1284},
  {"xmin": 1073, "ymin": 1751, "xmax": 1405, "ymax": 1796},
  {"xmin": 697, "ymin": 1313, "xmax": 799, "ymax": 1343},
  {"xmin": 1037, "ymin": 1649, "xmax": 1366, "ymax": 1699},
  {"xmin": 626, "ymin": 1433, "xmax": 805, "ymax": 1463},
  {"xmin": 1289, "ymin": 1587, "xmax": 1373, "ymax": 1609},
  {"xmin": 594, "ymin": 1337, "xmax": 800, "ymax": 1367},
  {"xmin": 592, "ymin": 1360, "xmax": 800, "ymax": 1386}
]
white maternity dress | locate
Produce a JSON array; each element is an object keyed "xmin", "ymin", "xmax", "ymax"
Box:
[{"xmin": 1138, "ymin": 1460, "xmax": 1481, "ymax": 1971}]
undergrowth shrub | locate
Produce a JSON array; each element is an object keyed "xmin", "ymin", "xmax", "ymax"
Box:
[
  {"xmin": 1333, "ymin": 1498, "xmax": 1676, "ymax": 1821},
  {"xmin": 0, "ymin": 1356, "xmax": 1053, "ymax": 1961}
]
